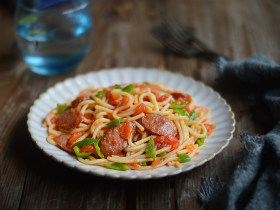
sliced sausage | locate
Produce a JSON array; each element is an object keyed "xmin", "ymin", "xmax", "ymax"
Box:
[
  {"xmin": 57, "ymin": 108, "xmax": 82, "ymax": 132},
  {"xmin": 171, "ymin": 91, "xmax": 192, "ymax": 103},
  {"xmin": 100, "ymin": 126, "xmax": 127, "ymax": 158},
  {"xmin": 100, "ymin": 121, "xmax": 136, "ymax": 158},
  {"xmin": 55, "ymin": 134, "xmax": 74, "ymax": 153},
  {"xmin": 140, "ymin": 113, "xmax": 177, "ymax": 136},
  {"xmin": 71, "ymin": 95, "xmax": 90, "ymax": 108}
]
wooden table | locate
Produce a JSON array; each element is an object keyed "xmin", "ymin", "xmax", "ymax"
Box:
[{"xmin": 1, "ymin": 0, "xmax": 279, "ymax": 209}]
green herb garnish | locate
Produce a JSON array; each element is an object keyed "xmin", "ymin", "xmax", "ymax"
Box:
[
  {"xmin": 169, "ymin": 101, "xmax": 191, "ymax": 117},
  {"xmin": 141, "ymin": 162, "xmax": 147, "ymax": 166},
  {"xmin": 74, "ymin": 138, "xmax": 95, "ymax": 147},
  {"xmin": 96, "ymin": 90, "xmax": 105, "ymax": 99},
  {"xmin": 173, "ymin": 108, "xmax": 189, "ymax": 116},
  {"xmin": 145, "ymin": 136, "xmax": 156, "ymax": 160},
  {"xmin": 169, "ymin": 101, "xmax": 188, "ymax": 109},
  {"xmin": 104, "ymin": 163, "xmax": 130, "ymax": 171},
  {"xmin": 57, "ymin": 104, "xmax": 70, "ymax": 115},
  {"xmin": 157, "ymin": 152, "xmax": 167, "ymax": 157},
  {"xmin": 107, "ymin": 118, "xmax": 125, "ymax": 127},
  {"xmin": 196, "ymin": 137, "xmax": 205, "ymax": 147},
  {"xmin": 122, "ymin": 84, "xmax": 135, "ymax": 94},
  {"xmin": 73, "ymin": 146, "xmax": 92, "ymax": 158},
  {"xmin": 189, "ymin": 110, "xmax": 196, "ymax": 121},
  {"xmin": 178, "ymin": 154, "xmax": 191, "ymax": 163},
  {"xmin": 114, "ymin": 84, "xmax": 122, "ymax": 89},
  {"xmin": 94, "ymin": 137, "xmax": 104, "ymax": 158},
  {"xmin": 73, "ymin": 137, "xmax": 104, "ymax": 158}
]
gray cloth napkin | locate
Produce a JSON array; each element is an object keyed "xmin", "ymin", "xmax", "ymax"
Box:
[{"xmin": 199, "ymin": 54, "xmax": 280, "ymax": 210}]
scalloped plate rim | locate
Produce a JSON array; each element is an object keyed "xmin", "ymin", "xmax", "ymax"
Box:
[{"xmin": 27, "ymin": 67, "xmax": 235, "ymax": 179}]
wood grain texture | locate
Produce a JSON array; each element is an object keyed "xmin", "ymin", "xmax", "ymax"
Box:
[{"xmin": 0, "ymin": 0, "xmax": 279, "ymax": 209}]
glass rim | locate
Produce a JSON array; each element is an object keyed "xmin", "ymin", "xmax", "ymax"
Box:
[{"xmin": 17, "ymin": 0, "xmax": 90, "ymax": 15}]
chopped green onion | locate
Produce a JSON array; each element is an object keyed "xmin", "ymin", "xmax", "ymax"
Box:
[
  {"xmin": 107, "ymin": 118, "xmax": 125, "ymax": 127},
  {"xmin": 96, "ymin": 90, "xmax": 105, "ymax": 99},
  {"xmin": 189, "ymin": 110, "xmax": 196, "ymax": 121},
  {"xmin": 143, "ymin": 81, "xmax": 150, "ymax": 84},
  {"xmin": 114, "ymin": 84, "xmax": 122, "ymax": 89},
  {"xmin": 74, "ymin": 138, "xmax": 95, "ymax": 147},
  {"xmin": 157, "ymin": 152, "xmax": 167, "ymax": 157},
  {"xmin": 142, "ymin": 161, "xmax": 152, "ymax": 166},
  {"xmin": 169, "ymin": 101, "xmax": 188, "ymax": 109},
  {"xmin": 18, "ymin": 15, "xmax": 37, "ymax": 25},
  {"xmin": 196, "ymin": 137, "xmax": 205, "ymax": 147},
  {"xmin": 104, "ymin": 163, "xmax": 130, "ymax": 171},
  {"xmin": 145, "ymin": 136, "xmax": 156, "ymax": 160},
  {"xmin": 122, "ymin": 84, "xmax": 135, "ymax": 93},
  {"xmin": 178, "ymin": 154, "xmax": 191, "ymax": 163},
  {"xmin": 57, "ymin": 104, "xmax": 70, "ymax": 115},
  {"xmin": 173, "ymin": 108, "xmax": 189, "ymax": 117},
  {"xmin": 73, "ymin": 146, "xmax": 92, "ymax": 158},
  {"xmin": 94, "ymin": 137, "xmax": 104, "ymax": 158},
  {"xmin": 73, "ymin": 137, "xmax": 104, "ymax": 158},
  {"xmin": 169, "ymin": 102, "xmax": 190, "ymax": 117}
]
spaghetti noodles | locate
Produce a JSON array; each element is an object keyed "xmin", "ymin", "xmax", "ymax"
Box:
[{"xmin": 44, "ymin": 82, "xmax": 216, "ymax": 170}]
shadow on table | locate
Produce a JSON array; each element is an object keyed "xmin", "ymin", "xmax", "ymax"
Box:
[
  {"xmin": 5, "ymin": 112, "xmax": 248, "ymax": 209},
  {"xmin": 7, "ymin": 114, "xmax": 175, "ymax": 209}
]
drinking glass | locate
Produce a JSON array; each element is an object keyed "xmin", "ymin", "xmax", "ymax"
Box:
[{"xmin": 15, "ymin": 0, "xmax": 93, "ymax": 75}]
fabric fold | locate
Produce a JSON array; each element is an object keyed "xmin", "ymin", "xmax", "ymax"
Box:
[{"xmin": 199, "ymin": 54, "xmax": 280, "ymax": 210}]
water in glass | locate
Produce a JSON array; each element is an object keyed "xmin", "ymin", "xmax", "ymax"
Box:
[{"xmin": 15, "ymin": 0, "xmax": 93, "ymax": 75}]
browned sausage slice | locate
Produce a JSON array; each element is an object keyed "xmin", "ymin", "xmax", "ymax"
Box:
[
  {"xmin": 140, "ymin": 113, "xmax": 178, "ymax": 136},
  {"xmin": 57, "ymin": 108, "xmax": 82, "ymax": 132},
  {"xmin": 100, "ymin": 126, "xmax": 127, "ymax": 158},
  {"xmin": 71, "ymin": 95, "xmax": 90, "ymax": 108},
  {"xmin": 171, "ymin": 92, "xmax": 192, "ymax": 103},
  {"xmin": 100, "ymin": 121, "xmax": 136, "ymax": 158},
  {"xmin": 55, "ymin": 134, "xmax": 74, "ymax": 153}
]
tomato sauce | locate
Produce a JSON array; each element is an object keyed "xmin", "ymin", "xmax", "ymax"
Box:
[
  {"xmin": 119, "ymin": 121, "xmax": 135, "ymax": 140},
  {"xmin": 50, "ymin": 116, "xmax": 58, "ymax": 124},
  {"xmin": 106, "ymin": 91, "xmax": 122, "ymax": 106},
  {"xmin": 66, "ymin": 132, "xmax": 83, "ymax": 148},
  {"xmin": 151, "ymin": 158, "xmax": 163, "ymax": 167},
  {"xmin": 134, "ymin": 103, "xmax": 149, "ymax": 116},
  {"xmin": 84, "ymin": 113, "xmax": 94, "ymax": 120},
  {"xmin": 204, "ymin": 123, "xmax": 216, "ymax": 136},
  {"xmin": 126, "ymin": 161, "xmax": 141, "ymax": 169},
  {"xmin": 154, "ymin": 135, "xmax": 179, "ymax": 152},
  {"xmin": 79, "ymin": 145, "xmax": 98, "ymax": 158}
]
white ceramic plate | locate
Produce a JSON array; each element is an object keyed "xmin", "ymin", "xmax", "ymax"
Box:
[{"xmin": 27, "ymin": 68, "xmax": 235, "ymax": 179}]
